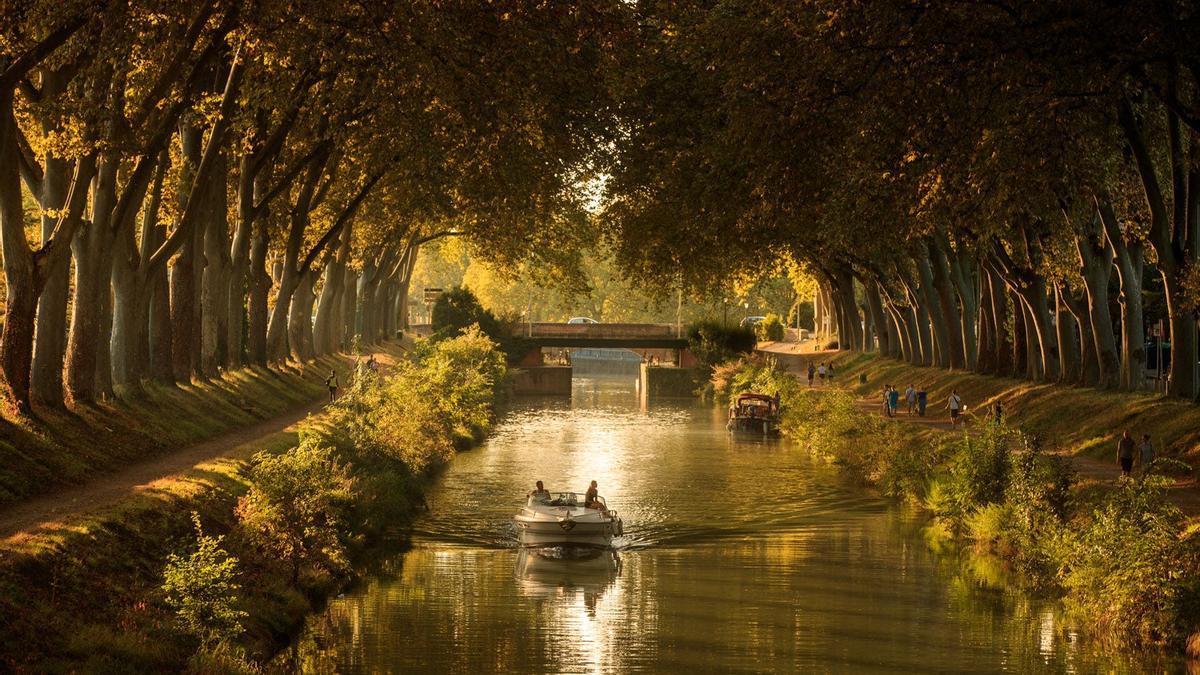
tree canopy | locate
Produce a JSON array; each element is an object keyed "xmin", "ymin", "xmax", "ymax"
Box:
[{"xmin": 2, "ymin": 0, "xmax": 1200, "ymax": 412}]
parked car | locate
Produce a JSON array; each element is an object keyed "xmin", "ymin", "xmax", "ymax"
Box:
[
  {"xmin": 739, "ymin": 316, "xmax": 766, "ymax": 328},
  {"xmin": 567, "ymin": 317, "xmax": 599, "ymax": 324}
]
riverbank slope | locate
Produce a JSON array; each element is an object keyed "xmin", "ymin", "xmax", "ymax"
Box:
[
  {"xmin": 0, "ymin": 341, "xmax": 450, "ymax": 670},
  {"xmin": 762, "ymin": 346, "xmax": 1200, "ymax": 471},
  {"xmin": 0, "ymin": 356, "xmax": 357, "ymax": 510}
]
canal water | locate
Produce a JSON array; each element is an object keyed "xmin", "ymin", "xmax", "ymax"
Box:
[{"xmin": 281, "ymin": 369, "xmax": 1171, "ymax": 673}]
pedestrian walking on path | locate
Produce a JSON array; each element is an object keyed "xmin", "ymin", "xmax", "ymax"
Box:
[
  {"xmin": 917, "ymin": 386, "xmax": 927, "ymax": 416},
  {"xmin": 326, "ymin": 370, "xmax": 339, "ymax": 404},
  {"xmin": 947, "ymin": 389, "xmax": 964, "ymax": 427},
  {"xmin": 904, "ymin": 384, "xmax": 916, "ymax": 415},
  {"xmin": 887, "ymin": 386, "xmax": 899, "ymax": 417},
  {"xmin": 817, "ymin": 362, "xmax": 827, "ymax": 384},
  {"xmin": 807, "ymin": 362, "xmax": 816, "ymax": 387},
  {"xmin": 988, "ymin": 402, "xmax": 1003, "ymax": 426},
  {"xmin": 1116, "ymin": 430, "xmax": 1136, "ymax": 477},
  {"xmin": 881, "ymin": 386, "xmax": 892, "ymax": 417},
  {"xmin": 827, "ymin": 363, "xmax": 835, "ymax": 382},
  {"xmin": 1137, "ymin": 434, "xmax": 1155, "ymax": 474}
]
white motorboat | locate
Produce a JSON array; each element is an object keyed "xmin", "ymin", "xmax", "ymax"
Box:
[{"xmin": 514, "ymin": 492, "xmax": 623, "ymax": 549}]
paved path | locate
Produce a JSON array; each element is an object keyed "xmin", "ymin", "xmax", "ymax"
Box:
[
  {"xmin": 0, "ymin": 348, "xmax": 404, "ymax": 543},
  {"xmin": 759, "ymin": 343, "xmax": 1200, "ymax": 515}
]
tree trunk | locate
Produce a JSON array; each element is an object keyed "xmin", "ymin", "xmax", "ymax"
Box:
[
  {"xmin": 247, "ymin": 220, "xmax": 270, "ymax": 365},
  {"xmin": 1118, "ymin": 96, "xmax": 1197, "ymax": 398},
  {"xmin": 915, "ymin": 249, "xmax": 950, "ymax": 368},
  {"xmin": 30, "ymin": 153, "xmax": 72, "ymax": 407},
  {"xmin": 1163, "ymin": 275, "xmax": 1198, "ymax": 398},
  {"xmin": 863, "ymin": 279, "xmax": 889, "ymax": 354},
  {"xmin": 1053, "ymin": 282, "xmax": 1081, "ymax": 385},
  {"xmin": 200, "ymin": 149, "xmax": 229, "ymax": 377},
  {"xmin": 986, "ymin": 266, "xmax": 1013, "ymax": 376},
  {"xmin": 0, "ymin": 98, "xmax": 38, "ymax": 409},
  {"xmin": 976, "ymin": 268, "xmax": 996, "ymax": 374},
  {"xmin": 287, "ymin": 270, "xmax": 316, "ymax": 361},
  {"xmin": 110, "ymin": 249, "xmax": 142, "ymax": 388},
  {"xmin": 65, "ymin": 158, "xmax": 119, "ymax": 403},
  {"xmin": 170, "ymin": 123, "xmax": 204, "ymax": 382},
  {"xmin": 342, "ymin": 268, "xmax": 358, "ymax": 350},
  {"xmin": 944, "ymin": 241, "xmax": 979, "ymax": 369},
  {"xmin": 1098, "ymin": 198, "xmax": 1146, "ymax": 390},
  {"xmin": 1011, "ymin": 290, "xmax": 1028, "ymax": 378},
  {"xmin": 929, "ymin": 238, "xmax": 966, "ymax": 369}
]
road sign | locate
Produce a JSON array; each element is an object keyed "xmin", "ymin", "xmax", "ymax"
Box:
[{"xmin": 423, "ymin": 288, "xmax": 443, "ymax": 304}]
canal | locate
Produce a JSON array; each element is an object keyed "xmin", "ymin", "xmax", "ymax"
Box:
[{"xmin": 281, "ymin": 368, "xmax": 1169, "ymax": 673}]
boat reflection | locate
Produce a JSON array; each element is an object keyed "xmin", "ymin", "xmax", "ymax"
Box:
[{"xmin": 515, "ymin": 547, "xmax": 621, "ymax": 606}]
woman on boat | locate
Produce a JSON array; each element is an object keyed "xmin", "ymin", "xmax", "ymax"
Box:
[{"xmin": 585, "ymin": 480, "xmax": 602, "ymax": 509}]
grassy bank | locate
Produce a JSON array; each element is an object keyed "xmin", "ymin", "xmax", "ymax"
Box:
[
  {"xmin": 715, "ymin": 354, "xmax": 1200, "ymax": 656},
  {"xmin": 812, "ymin": 351, "xmax": 1200, "ymax": 467},
  {"xmin": 0, "ymin": 329, "xmax": 508, "ymax": 672},
  {"xmin": 0, "ymin": 356, "xmax": 354, "ymax": 508}
]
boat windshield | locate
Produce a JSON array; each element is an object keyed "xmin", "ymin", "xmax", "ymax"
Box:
[
  {"xmin": 527, "ymin": 492, "xmax": 609, "ymax": 509},
  {"xmin": 547, "ymin": 492, "xmax": 580, "ymax": 507}
]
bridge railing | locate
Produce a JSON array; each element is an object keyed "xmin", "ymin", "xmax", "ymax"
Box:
[{"xmin": 523, "ymin": 322, "xmax": 681, "ymax": 339}]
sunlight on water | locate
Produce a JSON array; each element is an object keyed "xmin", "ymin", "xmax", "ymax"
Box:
[{"xmin": 279, "ymin": 366, "xmax": 1178, "ymax": 673}]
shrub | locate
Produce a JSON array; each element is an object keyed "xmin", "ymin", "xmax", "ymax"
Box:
[
  {"xmin": 430, "ymin": 286, "xmax": 503, "ymax": 341},
  {"xmin": 236, "ymin": 441, "xmax": 354, "ymax": 583},
  {"xmin": 687, "ymin": 320, "xmax": 756, "ymax": 376},
  {"xmin": 926, "ymin": 424, "xmax": 1013, "ymax": 533},
  {"xmin": 162, "ymin": 513, "xmax": 247, "ymax": 651},
  {"xmin": 875, "ymin": 435, "xmax": 941, "ymax": 501},
  {"xmin": 755, "ymin": 313, "xmax": 785, "ymax": 342},
  {"xmin": 1058, "ymin": 477, "xmax": 1200, "ymax": 647},
  {"xmin": 326, "ymin": 327, "xmax": 507, "ymax": 471}
]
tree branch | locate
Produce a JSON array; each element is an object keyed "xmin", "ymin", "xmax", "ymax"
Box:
[
  {"xmin": 0, "ymin": 11, "xmax": 93, "ymax": 90},
  {"xmin": 34, "ymin": 154, "xmax": 96, "ymax": 280},
  {"xmin": 13, "ymin": 122, "xmax": 43, "ymax": 200},
  {"xmin": 299, "ymin": 171, "xmax": 385, "ymax": 273},
  {"xmin": 147, "ymin": 46, "xmax": 245, "ymax": 272}
]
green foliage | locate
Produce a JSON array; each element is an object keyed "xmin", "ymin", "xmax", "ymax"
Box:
[
  {"xmin": 1058, "ymin": 478, "xmax": 1200, "ymax": 647},
  {"xmin": 428, "ymin": 286, "xmax": 540, "ymax": 363},
  {"xmin": 161, "ymin": 514, "xmax": 247, "ymax": 650},
  {"xmin": 755, "ymin": 313, "xmax": 785, "ymax": 342},
  {"xmin": 687, "ymin": 321, "xmax": 756, "ymax": 376},
  {"xmin": 431, "ymin": 287, "xmax": 504, "ymax": 341},
  {"xmin": 236, "ymin": 441, "xmax": 354, "ymax": 582},
  {"xmin": 929, "ymin": 425, "xmax": 1014, "ymax": 531},
  {"xmin": 324, "ymin": 327, "xmax": 507, "ymax": 470},
  {"xmin": 787, "ymin": 301, "xmax": 815, "ymax": 331},
  {"xmin": 874, "ymin": 437, "xmax": 941, "ymax": 501}
]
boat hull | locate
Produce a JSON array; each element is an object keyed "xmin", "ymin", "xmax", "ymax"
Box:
[
  {"xmin": 727, "ymin": 415, "xmax": 780, "ymax": 435},
  {"xmin": 515, "ymin": 519, "xmax": 616, "ymax": 549}
]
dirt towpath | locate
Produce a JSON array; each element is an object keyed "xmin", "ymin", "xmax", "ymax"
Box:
[{"xmin": 0, "ymin": 348, "xmax": 404, "ymax": 542}]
